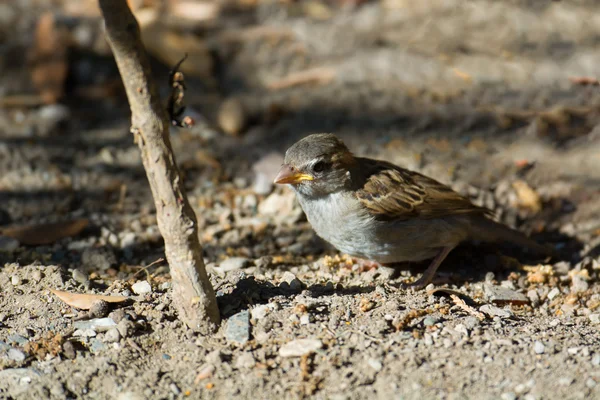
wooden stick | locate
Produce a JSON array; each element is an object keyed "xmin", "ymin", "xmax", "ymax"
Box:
[{"xmin": 98, "ymin": 0, "xmax": 220, "ymax": 333}]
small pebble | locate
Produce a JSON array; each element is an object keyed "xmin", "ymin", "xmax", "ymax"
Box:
[
  {"xmin": 30, "ymin": 270, "xmax": 42, "ymax": 283},
  {"xmin": 367, "ymin": 358, "xmax": 383, "ymax": 371},
  {"xmin": 480, "ymin": 304, "xmax": 512, "ymax": 318},
  {"xmin": 117, "ymin": 320, "xmax": 136, "ymax": 338},
  {"xmin": 547, "ymin": 288, "xmax": 560, "ymax": 300},
  {"xmin": 423, "ymin": 316, "xmax": 440, "ymax": 327},
  {"xmin": 11, "ymin": 275, "xmax": 21, "ymax": 286},
  {"xmin": 220, "ymin": 257, "xmax": 250, "ymax": 272},
  {"xmin": 131, "ymin": 280, "xmax": 152, "ymax": 295},
  {"xmin": 7, "ymin": 348, "xmax": 26, "ymax": 362},
  {"xmin": 589, "ymin": 314, "xmax": 600, "ymax": 324},
  {"xmin": 225, "ymin": 310, "xmax": 250, "ymax": 345},
  {"xmin": 89, "ymin": 300, "xmax": 110, "ymax": 318},
  {"xmin": 72, "ymin": 269, "xmax": 89, "ymax": 286},
  {"xmin": 104, "ymin": 328, "xmax": 121, "ymax": 343},
  {"xmin": 251, "ymin": 304, "xmax": 269, "ymax": 320},
  {"xmin": 586, "ymin": 378, "xmax": 596, "ymax": 388},
  {"xmin": 501, "ymin": 392, "xmax": 517, "ymax": 400},
  {"xmin": 74, "ymin": 318, "xmax": 117, "ymax": 333},
  {"xmin": 533, "ymin": 341, "xmax": 545, "ymax": 354},
  {"xmin": 169, "ymin": 383, "xmax": 180, "ymax": 395},
  {"xmin": 300, "ymin": 314, "xmax": 310, "ymax": 325},
  {"xmin": 279, "ymin": 339, "xmax": 322, "ymax": 357}
]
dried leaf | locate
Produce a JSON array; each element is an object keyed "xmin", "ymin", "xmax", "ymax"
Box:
[
  {"xmin": 50, "ymin": 289, "xmax": 128, "ymax": 310},
  {"xmin": 450, "ymin": 294, "xmax": 485, "ymax": 321},
  {"xmin": 1, "ymin": 219, "xmax": 89, "ymax": 245}
]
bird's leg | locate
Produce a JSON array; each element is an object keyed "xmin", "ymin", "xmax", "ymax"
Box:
[{"xmin": 403, "ymin": 246, "xmax": 454, "ymax": 289}]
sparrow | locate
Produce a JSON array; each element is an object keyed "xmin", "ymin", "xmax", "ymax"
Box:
[{"xmin": 274, "ymin": 133, "xmax": 553, "ymax": 288}]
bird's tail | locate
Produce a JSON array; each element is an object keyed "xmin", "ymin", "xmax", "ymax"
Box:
[{"xmin": 469, "ymin": 216, "xmax": 557, "ymax": 257}]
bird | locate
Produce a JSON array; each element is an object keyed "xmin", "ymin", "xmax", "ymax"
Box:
[{"xmin": 273, "ymin": 133, "xmax": 554, "ymax": 288}]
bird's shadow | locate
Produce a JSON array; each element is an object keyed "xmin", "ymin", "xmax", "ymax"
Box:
[{"xmin": 216, "ymin": 275, "xmax": 375, "ymax": 318}]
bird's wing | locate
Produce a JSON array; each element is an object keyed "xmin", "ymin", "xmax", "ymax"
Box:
[{"xmin": 354, "ymin": 158, "xmax": 491, "ymax": 221}]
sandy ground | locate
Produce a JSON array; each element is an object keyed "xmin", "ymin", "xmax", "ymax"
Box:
[{"xmin": 1, "ymin": 0, "xmax": 600, "ymax": 399}]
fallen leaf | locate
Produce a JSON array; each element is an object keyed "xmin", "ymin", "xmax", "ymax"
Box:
[
  {"xmin": 0, "ymin": 219, "xmax": 89, "ymax": 245},
  {"xmin": 450, "ymin": 294, "xmax": 485, "ymax": 321},
  {"xmin": 50, "ymin": 289, "xmax": 128, "ymax": 310}
]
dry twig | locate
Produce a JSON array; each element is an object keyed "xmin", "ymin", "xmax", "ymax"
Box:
[{"xmin": 98, "ymin": 0, "xmax": 220, "ymax": 333}]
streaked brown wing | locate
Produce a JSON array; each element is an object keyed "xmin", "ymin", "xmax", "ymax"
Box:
[{"xmin": 354, "ymin": 158, "xmax": 491, "ymax": 221}]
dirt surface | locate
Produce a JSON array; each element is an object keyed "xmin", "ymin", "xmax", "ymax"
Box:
[{"xmin": 2, "ymin": 0, "xmax": 600, "ymax": 399}]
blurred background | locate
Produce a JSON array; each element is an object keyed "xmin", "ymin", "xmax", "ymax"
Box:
[{"xmin": 1, "ymin": 0, "xmax": 600, "ymax": 264}]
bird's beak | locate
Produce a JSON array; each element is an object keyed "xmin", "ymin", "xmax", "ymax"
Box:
[{"xmin": 274, "ymin": 164, "xmax": 314, "ymax": 184}]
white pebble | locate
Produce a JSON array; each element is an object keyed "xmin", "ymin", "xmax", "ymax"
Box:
[
  {"xmin": 131, "ymin": 280, "xmax": 152, "ymax": 295},
  {"xmin": 279, "ymin": 339, "xmax": 322, "ymax": 357}
]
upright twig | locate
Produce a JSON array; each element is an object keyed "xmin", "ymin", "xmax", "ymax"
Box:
[{"xmin": 98, "ymin": 0, "xmax": 220, "ymax": 333}]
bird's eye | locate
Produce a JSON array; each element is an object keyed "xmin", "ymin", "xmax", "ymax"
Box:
[{"xmin": 312, "ymin": 161, "xmax": 328, "ymax": 173}]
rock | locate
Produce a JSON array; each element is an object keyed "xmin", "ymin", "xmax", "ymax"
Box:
[
  {"xmin": 220, "ymin": 257, "xmax": 251, "ymax": 272},
  {"xmin": 300, "ymin": 314, "xmax": 311, "ymax": 325},
  {"xmin": 120, "ymin": 232, "xmax": 136, "ymax": 249},
  {"xmin": 0, "ymin": 236, "xmax": 19, "ymax": 252},
  {"xmin": 258, "ymin": 191, "xmax": 300, "ymax": 223},
  {"xmin": 367, "ymin": 358, "xmax": 383, "ymax": 371},
  {"xmin": 480, "ymin": 304, "xmax": 513, "ymax": 318},
  {"xmin": 89, "ymin": 338, "xmax": 107, "ymax": 353},
  {"xmin": 484, "ymin": 284, "xmax": 529, "ymax": 305},
  {"xmin": 11, "ymin": 275, "xmax": 21, "ymax": 286},
  {"xmin": 7, "ymin": 348, "xmax": 26, "ymax": 362},
  {"xmin": 89, "ymin": 300, "xmax": 110, "ymax": 318},
  {"xmin": 160, "ymin": 282, "xmax": 172, "ymax": 291},
  {"xmin": 501, "ymin": 393, "xmax": 517, "ymax": 400},
  {"xmin": 589, "ymin": 314, "xmax": 600, "ymax": 324},
  {"xmin": 72, "ymin": 269, "xmax": 89, "ymax": 286},
  {"xmin": 423, "ymin": 317, "xmax": 440, "ymax": 327},
  {"xmin": 571, "ymin": 276, "xmax": 589, "ymax": 293},
  {"xmin": 74, "ymin": 318, "xmax": 117, "ymax": 333},
  {"xmin": 251, "ymin": 304, "xmax": 270, "ymax": 320},
  {"xmin": 117, "ymin": 319, "xmax": 136, "ymax": 338},
  {"xmin": 547, "ymin": 287, "xmax": 561, "ymax": 300},
  {"xmin": 30, "ymin": 269, "xmax": 43, "ymax": 283},
  {"xmin": 109, "ymin": 309, "xmax": 127, "ymax": 323},
  {"xmin": 252, "ymin": 152, "xmax": 284, "ymax": 195},
  {"xmin": 533, "ymin": 341, "xmax": 545, "ymax": 354},
  {"xmin": 37, "ymin": 104, "xmax": 70, "ymax": 126},
  {"xmin": 104, "ymin": 328, "xmax": 121, "ymax": 343},
  {"xmin": 226, "ymin": 311, "xmax": 250, "ymax": 345},
  {"xmin": 131, "ymin": 280, "xmax": 152, "ymax": 295},
  {"xmin": 279, "ymin": 339, "xmax": 322, "ymax": 357}
]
